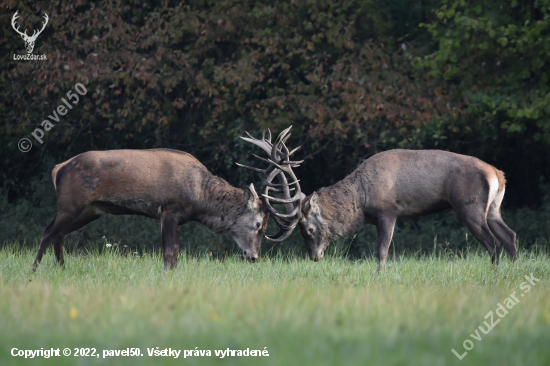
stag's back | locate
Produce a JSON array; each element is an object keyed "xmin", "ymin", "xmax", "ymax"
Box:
[
  {"xmin": 52, "ymin": 149, "xmax": 231, "ymax": 217},
  {"xmin": 343, "ymin": 149, "xmax": 504, "ymax": 218}
]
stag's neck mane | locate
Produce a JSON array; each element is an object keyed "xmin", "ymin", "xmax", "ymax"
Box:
[
  {"xmin": 317, "ymin": 178, "xmax": 365, "ymax": 239},
  {"xmin": 194, "ymin": 173, "xmax": 245, "ymax": 235}
]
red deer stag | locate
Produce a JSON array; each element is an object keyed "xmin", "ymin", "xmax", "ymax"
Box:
[
  {"xmin": 264, "ymin": 149, "xmax": 517, "ymax": 268},
  {"xmin": 33, "ymin": 148, "xmax": 268, "ymax": 270}
]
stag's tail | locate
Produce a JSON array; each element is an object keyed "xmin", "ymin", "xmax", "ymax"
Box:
[
  {"xmin": 495, "ymin": 168, "xmax": 506, "ymax": 194},
  {"xmin": 486, "ymin": 168, "xmax": 506, "ymax": 219},
  {"xmin": 51, "ymin": 164, "xmax": 62, "ymax": 190},
  {"xmin": 51, "ymin": 160, "xmax": 71, "ymax": 191}
]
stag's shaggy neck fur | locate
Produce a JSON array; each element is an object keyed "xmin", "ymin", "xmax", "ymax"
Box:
[
  {"xmin": 195, "ymin": 173, "xmax": 248, "ymax": 235},
  {"xmin": 315, "ymin": 177, "xmax": 366, "ymax": 239}
]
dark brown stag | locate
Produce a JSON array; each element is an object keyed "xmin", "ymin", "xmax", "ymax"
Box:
[
  {"xmin": 33, "ymin": 148, "xmax": 268, "ymax": 270},
  {"xmin": 295, "ymin": 150, "xmax": 517, "ymax": 268}
]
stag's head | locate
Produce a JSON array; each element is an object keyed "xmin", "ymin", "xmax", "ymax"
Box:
[
  {"xmin": 298, "ymin": 192, "xmax": 333, "ymax": 261},
  {"xmin": 12, "ymin": 11, "xmax": 48, "ymax": 54},
  {"xmin": 237, "ymin": 126, "xmax": 304, "ymax": 256},
  {"xmin": 229, "ymin": 183, "xmax": 268, "ymax": 263}
]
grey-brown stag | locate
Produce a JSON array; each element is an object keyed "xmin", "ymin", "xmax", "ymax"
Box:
[
  {"xmin": 33, "ymin": 149, "xmax": 268, "ymax": 270},
  {"xmin": 255, "ymin": 145, "xmax": 518, "ymax": 268},
  {"xmin": 297, "ymin": 150, "xmax": 517, "ymax": 268}
]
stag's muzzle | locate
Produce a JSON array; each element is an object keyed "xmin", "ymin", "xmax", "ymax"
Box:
[
  {"xmin": 310, "ymin": 250, "xmax": 324, "ymax": 262},
  {"xmin": 243, "ymin": 250, "xmax": 258, "ymax": 263}
]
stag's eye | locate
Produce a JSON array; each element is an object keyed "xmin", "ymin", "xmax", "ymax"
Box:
[
  {"xmin": 255, "ymin": 222, "xmax": 261, "ymax": 229},
  {"xmin": 308, "ymin": 227, "xmax": 314, "ymax": 235}
]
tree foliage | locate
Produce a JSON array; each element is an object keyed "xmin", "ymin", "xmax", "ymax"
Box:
[
  {"xmin": 1, "ymin": 0, "xmax": 549, "ymax": 212},
  {"xmin": 418, "ymin": 0, "xmax": 550, "ymax": 143}
]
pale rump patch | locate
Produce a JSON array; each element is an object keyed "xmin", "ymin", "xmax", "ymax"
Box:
[
  {"xmin": 487, "ymin": 176, "xmax": 500, "ymax": 209},
  {"xmin": 486, "ymin": 170, "xmax": 505, "ymax": 220}
]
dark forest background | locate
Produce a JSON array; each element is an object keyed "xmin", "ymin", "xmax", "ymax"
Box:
[{"xmin": 1, "ymin": 0, "xmax": 549, "ymax": 258}]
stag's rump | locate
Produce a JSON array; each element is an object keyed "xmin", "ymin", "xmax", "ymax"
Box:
[{"xmin": 352, "ymin": 149, "xmax": 505, "ymax": 219}]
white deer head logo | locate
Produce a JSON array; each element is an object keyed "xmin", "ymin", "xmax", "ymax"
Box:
[{"xmin": 11, "ymin": 11, "xmax": 49, "ymax": 54}]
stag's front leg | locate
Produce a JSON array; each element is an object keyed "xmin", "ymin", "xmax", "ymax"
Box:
[
  {"xmin": 161, "ymin": 215, "xmax": 180, "ymax": 270},
  {"xmin": 173, "ymin": 225, "xmax": 181, "ymax": 268},
  {"xmin": 376, "ymin": 216, "xmax": 396, "ymax": 270}
]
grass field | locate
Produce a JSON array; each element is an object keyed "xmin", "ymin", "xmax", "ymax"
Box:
[{"xmin": 0, "ymin": 244, "xmax": 549, "ymax": 366}]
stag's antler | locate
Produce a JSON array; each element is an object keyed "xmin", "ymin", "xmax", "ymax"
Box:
[{"xmin": 237, "ymin": 126, "xmax": 303, "ymax": 242}]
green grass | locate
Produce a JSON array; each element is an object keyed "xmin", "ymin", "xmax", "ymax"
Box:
[{"xmin": 1, "ymin": 244, "xmax": 549, "ymax": 366}]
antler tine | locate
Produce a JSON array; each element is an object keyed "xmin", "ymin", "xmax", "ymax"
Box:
[
  {"xmin": 270, "ymin": 133, "xmax": 281, "ymax": 161},
  {"xmin": 265, "ymin": 228, "xmax": 295, "ymax": 242},
  {"xmin": 254, "ymin": 154, "xmax": 300, "ymax": 171},
  {"xmin": 265, "ymin": 215, "xmax": 302, "ymax": 242},
  {"xmin": 282, "ymin": 160, "xmax": 304, "ymax": 165},
  {"xmin": 240, "ymin": 135, "xmax": 272, "ymax": 156},
  {"xmin": 251, "ymin": 154, "xmax": 273, "ymax": 166},
  {"xmin": 267, "ymin": 159, "xmax": 286, "ymax": 171},
  {"xmin": 261, "ymin": 194, "xmax": 302, "ymax": 204},
  {"xmin": 264, "ymin": 204, "xmax": 297, "ymax": 223},
  {"xmin": 270, "ymin": 216, "xmax": 297, "ymax": 231},
  {"xmin": 281, "ymin": 132, "xmax": 291, "ymax": 147},
  {"xmin": 265, "ymin": 228, "xmax": 286, "ymax": 241},
  {"xmin": 235, "ymin": 162, "xmax": 265, "ymax": 174},
  {"xmin": 265, "ymin": 214, "xmax": 303, "ymax": 240},
  {"xmin": 269, "ymin": 187, "xmax": 295, "ymax": 193},
  {"xmin": 265, "ymin": 179, "xmax": 300, "ymax": 188},
  {"xmin": 266, "ymin": 203, "xmax": 300, "ymax": 219},
  {"xmin": 270, "ymin": 126, "xmax": 292, "ymax": 160},
  {"xmin": 277, "ymin": 146, "xmax": 301, "ymax": 162}
]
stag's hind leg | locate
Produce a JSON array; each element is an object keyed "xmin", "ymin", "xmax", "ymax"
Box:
[
  {"xmin": 457, "ymin": 212, "xmax": 501, "ymax": 263},
  {"xmin": 450, "ymin": 174, "xmax": 505, "ymax": 264},
  {"xmin": 486, "ymin": 186, "xmax": 517, "ymax": 261},
  {"xmin": 34, "ymin": 206, "xmax": 101, "ymax": 269},
  {"xmin": 52, "ymin": 235, "xmax": 66, "ymax": 265},
  {"xmin": 34, "ymin": 212, "xmax": 78, "ymax": 269},
  {"xmin": 55, "ymin": 208, "xmax": 103, "ymax": 263},
  {"xmin": 487, "ymin": 219, "xmax": 516, "ymax": 260}
]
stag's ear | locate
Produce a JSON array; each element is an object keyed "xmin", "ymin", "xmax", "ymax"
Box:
[
  {"xmin": 244, "ymin": 183, "xmax": 260, "ymax": 210},
  {"xmin": 302, "ymin": 192, "xmax": 320, "ymax": 216}
]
